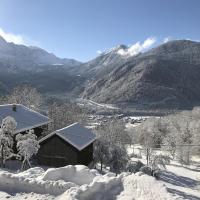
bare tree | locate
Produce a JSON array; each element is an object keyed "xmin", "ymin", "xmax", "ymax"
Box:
[
  {"xmin": 135, "ymin": 108, "xmax": 199, "ymax": 165},
  {"xmin": 94, "ymin": 120, "xmax": 130, "ymax": 173},
  {"xmin": 48, "ymin": 102, "xmax": 87, "ymax": 131},
  {"xmin": 108, "ymin": 144, "xmax": 129, "ymax": 175},
  {"xmin": 93, "ymin": 137, "xmax": 110, "ymax": 171},
  {"xmin": 150, "ymin": 154, "xmax": 170, "ymax": 175},
  {"xmin": 6, "ymin": 85, "xmax": 42, "ymax": 110},
  {"xmin": 95, "ymin": 120, "xmax": 131, "ymax": 146},
  {"xmin": 135, "ymin": 118, "xmax": 160, "ymax": 165}
]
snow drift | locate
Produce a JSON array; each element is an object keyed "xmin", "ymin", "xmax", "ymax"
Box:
[
  {"xmin": 0, "ymin": 167, "xmax": 76, "ymax": 195},
  {"xmin": 58, "ymin": 172, "xmax": 176, "ymax": 200},
  {"xmin": 0, "ymin": 165, "xmax": 180, "ymax": 200},
  {"xmin": 41, "ymin": 165, "xmax": 100, "ymax": 185}
]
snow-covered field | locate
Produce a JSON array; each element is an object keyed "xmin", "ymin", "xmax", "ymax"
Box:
[
  {"xmin": 161, "ymin": 164, "xmax": 200, "ymax": 200},
  {"xmin": 0, "ymin": 165, "xmax": 181, "ymax": 200}
]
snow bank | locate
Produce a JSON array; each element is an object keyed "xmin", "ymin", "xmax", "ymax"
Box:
[
  {"xmin": 41, "ymin": 165, "xmax": 100, "ymax": 185},
  {"xmin": 58, "ymin": 173, "xmax": 125, "ymax": 200},
  {"xmin": 0, "ymin": 165, "xmax": 179, "ymax": 199},
  {"xmin": 58, "ymin": 172, "xmax": 177, "ymax": 200},
  {"xmin": 14, "ymin": 167, "xmax": 45, "ymax": 179},
  {"xmin": 0, "ymin": 167, "xmax": 76, "ymax": 195}
]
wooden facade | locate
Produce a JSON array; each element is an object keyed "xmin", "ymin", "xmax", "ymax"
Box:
[
  {"xmin": 37, "ymin": 135, "xmax": 94, "ymax": 167},
  {"xmin": 33, "ymin": 124, "xmax": 49, "ymax": 138}
]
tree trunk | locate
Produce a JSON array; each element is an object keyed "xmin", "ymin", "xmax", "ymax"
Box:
[
  {"xmin": 1, "ymin": 144, "xmax": 5, "ymax": 168},
  {"xmin": 186, "ymin": 147, "xmax": 190, "ymax": 165},
  {"xmin": 21, "ymin": 159, "xmax": 31, "ymax": 171},
  {"xmin": 146, "ymin": 148, "xmax": 149, "ymax": 166},
  {"xmin": 100, "ymin": 160, "xmax": 103, "ymax": 171}
]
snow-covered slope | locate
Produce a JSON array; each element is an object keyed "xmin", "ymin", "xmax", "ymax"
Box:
[
  {"xmin": 78, "ymin": 45, "xmax": 135, "ymax": 79},
  {"xmin": 82, "ymin": 40, "xmax": 200, "ymax": 109}
]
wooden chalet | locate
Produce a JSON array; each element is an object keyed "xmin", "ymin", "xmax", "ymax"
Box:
[{"xmin": 37, "ymin": 123, "xmax": 96, "ymax": 167}]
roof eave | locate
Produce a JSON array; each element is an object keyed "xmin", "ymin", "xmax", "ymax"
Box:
[{"xmin": 15, "ymin": 120, "xmax": 52, "ymax": 134}]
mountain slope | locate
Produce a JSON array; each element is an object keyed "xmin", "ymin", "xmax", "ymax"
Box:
[
  {"xmin": 0, "ymin": 36, "xmax": 81, "ymax": 72},
  {"xmin": 0, "ymin": 36, "xmax": 84, "ymax": 96},
  {"xmin": 1, "ymin": 37, "xmax": 200, "ymax": 110},
  {"xmin": 82, "ymin": 40, "xmax": 200, "ymax": 109},
  {"xmin": 78, "ymin": 45, "xmax": 139, "ymax": 79}
]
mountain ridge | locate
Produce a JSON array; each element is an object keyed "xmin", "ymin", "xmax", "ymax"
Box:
[
  {"xmin": 0, "ymin": 35, "xmax": 82, "ymax": 73},
  {"xmin": 82, "ymin": 40, "xmax": 200, "ymax": 109},
  {"xmin": 1, "ymin": 37, "xmax": 200, "ymax": 110}
]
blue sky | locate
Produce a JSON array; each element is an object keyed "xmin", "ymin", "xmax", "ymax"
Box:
[{"xmin": 0, "ymin": 0, "xmax": 199, "ymax": 61}]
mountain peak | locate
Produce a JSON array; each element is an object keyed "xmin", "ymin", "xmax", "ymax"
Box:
[
  {"xmin": 102, "ymin": 44, "xmax": 127, "ymax": 55},
  {"xmin": 114, "ymin": 44, "xmax": 127, "ymax": 50}
]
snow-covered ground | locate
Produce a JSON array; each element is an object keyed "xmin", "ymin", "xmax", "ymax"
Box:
[
  {"xmin": 128, "ymin": 145, "xmax": 200, "ymax": 200},
  {"xmin": 0, "ymin": 165, "xmax": 180, "ymax": 200},
  {"xmin": 0, "ymin": 146, "xmax": 199, "ymax": 200},
  {"xmin": 159, "ymin": 164, "xmax": 200, "ymax": 200}
]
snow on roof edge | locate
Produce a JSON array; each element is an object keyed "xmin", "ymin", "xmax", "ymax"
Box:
[
  {"xmin": 39, "ymin": 122, "xmax": 96, "ymax": 151},
  {"xmin": 56, "ymin": 132, "xmax": 96, "ymax": 151},
  {"xmin": 55, "ymin": 122, "xmax": 79, "ymax": 132},
  {"xmin": 39, "ymin": 122, "xmax": 81, "ymax": 143}
]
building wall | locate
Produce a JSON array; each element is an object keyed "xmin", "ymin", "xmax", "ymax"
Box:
[
  {"xmin": 77, "ymin": 143, "xmax": 93, "ymax": 166},
  {"xmin": 34, "ymin": 124, "xmax": 48, "ymax": 138},
  {"xmin": 37, "ymin": 135, "xmax": 94, "ymax": 167}
]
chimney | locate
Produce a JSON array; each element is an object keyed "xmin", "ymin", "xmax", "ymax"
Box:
[{"xmin": 12, "ymin": 104, "xmax": 17, "ymax": 112}]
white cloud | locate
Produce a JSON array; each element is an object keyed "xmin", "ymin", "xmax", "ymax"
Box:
[
  {"xmin": 0, "ymin": 28, "xmax": 25, "ymax": 44},
  {"xmin": 118, "ymin": 37, "xmax": 156, "ymax": 56},
  {"xmin": 97, "ymin": 50, "xmax": 102, "ymax": 54},
  {"xmin": 163, "ymin": 37, "xmax": 172, "ymax": 43},
  {"xmin": 0, "ymin": 27, "xmax": 40, "ymax": 46},
  {"xmin": 142, "ymin": 37, "xmax": 156, "ymax": 49}
]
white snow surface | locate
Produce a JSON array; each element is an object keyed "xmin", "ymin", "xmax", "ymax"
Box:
[
  {"xmin": 58, "ymin": 172, "xmax": 175, "ymax": 200},
  {"xmin": 41, "ymin": 165, "xmax": 100, "ymax": 185},
  {"xmin": 0, "ymin": 165, "xmax": 182, "ymax": 200}
]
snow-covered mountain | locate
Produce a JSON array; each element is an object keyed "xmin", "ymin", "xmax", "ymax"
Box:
[
  {"xmin": 78, "ymin": 44, "xmax": 141, "ymax": 80},
  {"xmin": 1, "ymin": 37, "xmax": 200, "ymax": 110},
  {"xmin": 0, "ymin": 36, "xmax": 84, "ymax": 95},
  {"xmin": 82, "ymin": 40, "xmax": 200, "ymax": 109},
  {"xmin": 0, "ymin": 36, "xmax": 81, "ymax": 72}
]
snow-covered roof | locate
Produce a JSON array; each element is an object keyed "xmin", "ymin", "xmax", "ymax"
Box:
[
  {"xmin": 39, "ymin": 122, "xmax": 96, "ymax": 151},
  {"xmin": 0, "ymin": 104, "xmax": 51, "ymax": 133}
]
